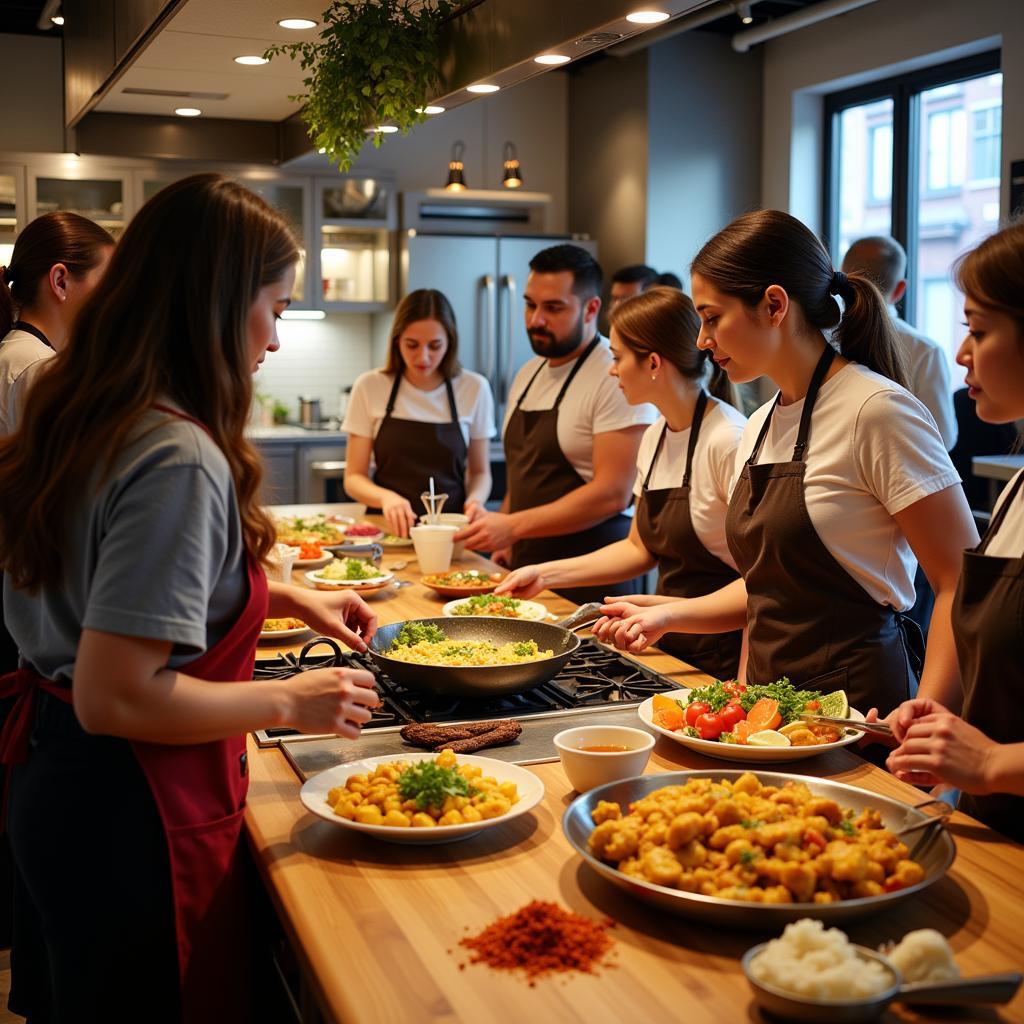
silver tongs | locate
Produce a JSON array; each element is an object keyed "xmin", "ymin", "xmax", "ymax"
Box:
[{"xmin": 799, "ymin": 711, "xmax": 892, "ymax": 737}]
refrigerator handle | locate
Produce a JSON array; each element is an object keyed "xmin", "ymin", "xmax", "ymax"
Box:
[
  {"xmin": 482, "ymin": 274, "xmax": 496, "ymax": 382},
  {"xmin": 502, "ymin": 273, "xmax": 517, "ymax": 404}
]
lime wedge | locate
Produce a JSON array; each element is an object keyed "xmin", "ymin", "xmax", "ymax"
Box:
[
  {"xmin": 747, "ymin": 729, "xmax": 791, "ymax": 747},
  {"xmin": 818, "ymin": 690, "xmax": 849, "ymax": 719}
]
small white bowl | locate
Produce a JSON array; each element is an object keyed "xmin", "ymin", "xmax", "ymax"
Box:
[{"xmin": 553, "ymin": 726, "xmax": 655, "ymax": 793}]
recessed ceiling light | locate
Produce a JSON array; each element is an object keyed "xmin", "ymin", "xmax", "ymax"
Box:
[
  {"xmin": 278, "ymin": 18, "xmax": 317, "ymax": 29},
  {"xmin": 50, "ymin": 14, "xmax": 64, "ymax": 25},
  {"xmin": 534, "ymin": 54, "xmax": 570, "ymax": 65},
  {"xmin": 234, "ymin": 55, "xmax": 268, "ymax": 65},
  {"xmin": 366, "ymin": 125, "xmax": 398, "ymax": 134},
  {"xmin": 626, "ymin": 10, "xmax": 670, "ymax": 23},
  {"xmin": 416, "ymin": 105, "xmax": 446, "ymax": 115},
  {"xmin": 175, "ymin": 107, "xmax": 202, "ymax": 117},
  {"xmin": 467, "ymin": 83, "xmax": 500, "ymax": 94}
]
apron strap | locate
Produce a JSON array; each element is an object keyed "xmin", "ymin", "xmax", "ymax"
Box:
[
  {"xmin": 682, "ymin": 389, "xmax": 709, "ymax": 488},
  {"xmin": 746, "ymin": 395, "xmax": 780, "ymax": 467},
  {"xmin": 642, "ymin": 423, "xmax": 668, "ymax": 491},
  {"xmin": 553, "ymin": 335, "xmax": 601, "ymax": 408},
  {"xmin": 11, "ymin": 319, "xmax": 53, "ymax": 350},
  {"xmin": 977, "ymin": 469, "xmax": 1024, "ymax": 555},
  {"xmin": 514, "ymin": 360, "xmax": 547, "ymax": 410},
  {"xmin": 384, "ymin": 369, "xmax": 403, "ymax": 418},
  {"xmin": 792, "ymin": 344, "xmax": 835, "ymax": 462},
  {"xmin": 442, "ymin": 375, "xmax": 459, "ymax": 425}
]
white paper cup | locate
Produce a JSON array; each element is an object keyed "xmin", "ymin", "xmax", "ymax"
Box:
[
  {"xmin": 266, "ymin": 543, "xmax": 301, "ymax": 583},
  {"xmin": 553, "ymin": 726, "xmax": 655, "ymax": 793},
  {"xmin": 410, "ymin": 524, "xmax": 458, "ymax": 574},
  {"xmin": 419, "ymin": 513, "xmax": 469, "ymax": 558}
]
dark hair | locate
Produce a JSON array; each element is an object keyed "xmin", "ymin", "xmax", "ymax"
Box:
[
  {"xmin": 384, "ymin": 288, "xmax": 461, "ymax": 378},
  {"xmin": 692, "ymin": 209, "xmax": 907, "ymax": 388},
  {"xmin": 529, "ymin": 244, "xmax": 603, "ymax": 300},
  {"xmin": 0, "ymin": 211, "xmax": 114, "ymax": 338},
  {"xmin": 610, "ymin": 286, "xmax": 736, "ymax": 406},
  {"xmin": 0, "ymin": 174, "xmax": 300, "ymax": 591},
  {"xmin": 954, "ymin": 219, "xmax": 1024, "ymax": 333},
  {"xmin": 611, "ymin": 264, "xmax": 658, "ymax": 289},
  {"xmin": 652, "ymin": 271, "xmax": 683, "ymax": 290},
  {"xmin": 841, "ymin": 235, "xmax": 907, "ymax": 297}
]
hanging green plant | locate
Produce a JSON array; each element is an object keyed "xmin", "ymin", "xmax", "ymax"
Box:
[{"xmin": 265, "ymin": 0, "xmax": 458, "ymax": 173}]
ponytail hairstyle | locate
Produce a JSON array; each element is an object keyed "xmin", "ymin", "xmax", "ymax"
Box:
[
  {"xmin": 0, "ymin": 174, "xmax": 300, "ymax": 591},
  {"xmin": 610, "ymin": 286, "xmax": 737, "ymax": 406},
  {"xmin": 0, "ymin": 211, "xmax": 114, "ymax": 339},
  {"xmin": 954, "ymin": 218, "xmax": 1024, "ymax": 336},
  {"xmin": 691, "ymin": 209, "xmax": 908, "ymax": 389},
  {"xmin": 384, "ymin": 288, "xmax": 461, "ymax": 378}
]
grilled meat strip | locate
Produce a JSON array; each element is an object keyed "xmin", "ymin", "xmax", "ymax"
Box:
[{"xmin": 400, "ymin": 719, "xmax": 522, "ymax": 753}]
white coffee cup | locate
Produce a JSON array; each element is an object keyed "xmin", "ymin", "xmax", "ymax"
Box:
[
  {"xmin": 266, "ymin": 543, "xmax": 301, "ymax": 583},
  {"xmin": 410, "ymin": 524, "xmax": 458, "ymax": 574},
  {"xmin": 419, "ymin": 512, "xmax": 469, "ymax": 558}
]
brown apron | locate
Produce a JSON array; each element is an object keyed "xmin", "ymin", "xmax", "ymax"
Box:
[
  {"xmin": 725, "ymin": 345, "xmax": 921, "ymax": 715},
  {"xmin": 952, "ymin": 469, "xmax": 1024, "ymax": 842},
  {"xmin": 372, "ymin": 370, "xmax": 468, "ymax": 512},
  {"xmin": 504, "ymin": 336, "xmax": 637, "ymax": 605},
  {"xmin": 635, "ymin": 390, "xmax": 743, "ymax": 680}
]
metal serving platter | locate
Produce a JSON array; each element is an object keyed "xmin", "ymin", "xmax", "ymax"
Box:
[{"xmin": 562, "ymin": 769, "xmax": 956, "ymax": 929}]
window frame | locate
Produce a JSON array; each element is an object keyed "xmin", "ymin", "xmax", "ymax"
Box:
[{"xmin": 823, "ymin": 50, "xmax": 1000, "ymax": 324}]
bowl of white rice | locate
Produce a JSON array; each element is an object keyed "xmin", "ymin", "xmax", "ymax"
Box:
[{"xmin": 742, "ymin": 919, "xmax": 900, "ymax": 1022}]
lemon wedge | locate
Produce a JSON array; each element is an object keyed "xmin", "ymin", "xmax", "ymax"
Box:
[{"xmin": 747, "ymin": 729, "xmax": 791, "ymax": 747}]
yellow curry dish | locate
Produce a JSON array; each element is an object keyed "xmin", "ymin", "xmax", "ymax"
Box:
[
  {"xmin": 587, "ymin": 772, "xmax": 925, "ymax": 904},
  {"xmin": 327, "ymin": 749, "xmax": 520, "ymax": 828}
]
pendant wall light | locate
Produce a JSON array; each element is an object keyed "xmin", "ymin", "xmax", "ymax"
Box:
[
  {"xmin": 501, "ymin": 141, "xmax": 523, "ymax": 189},
  {"xmin": 445, "ymin": 141, "xmax": 467, "ymax": 192}
]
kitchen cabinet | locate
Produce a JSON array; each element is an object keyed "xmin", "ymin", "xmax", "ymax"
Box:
[
  {"xmin": 259, "ymin": 445, "xmax": 298, "ymax": 506},
  {"xmin": 29, "ymin": 168, "xmax": 131, "ymax": 238},
  {"xmin": 0, "ymin": 165, "xmax": 26, "ymax": 268}
]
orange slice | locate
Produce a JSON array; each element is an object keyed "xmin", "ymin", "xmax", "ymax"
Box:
[
  {"xmin": 745, "ymin": 698, "xmax": 782, "ymax": 733},
  {"xmin": 732, "ymin": 720, "xmax": 754, "ymax": 744},
  {"xmin": 651, "ymin": 694, "xmax": 685, "ymax": 731}
]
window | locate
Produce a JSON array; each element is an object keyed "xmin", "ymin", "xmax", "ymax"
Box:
[{"xmin": 825, "ymin": 53, "xmax": 1002, "ymax": 385}]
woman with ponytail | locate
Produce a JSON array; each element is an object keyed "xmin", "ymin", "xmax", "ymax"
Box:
[
  {"xmin": 0, "ymin": 211, "xmax": 114, "ymax": 434},
  {"xmin": 596, "ymin": 211, "xmax": 976, "ymax": 718},
  {"xmin": 497, "ymin": 286, "xmax": 748, "ymax": 679}
]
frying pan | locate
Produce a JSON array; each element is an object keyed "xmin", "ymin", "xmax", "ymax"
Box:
[{"xmin": 367, "ymin": 604, "xmax": 601, "ymax": 698}]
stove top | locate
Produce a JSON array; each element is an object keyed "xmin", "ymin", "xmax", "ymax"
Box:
[{"xmin": 252, "ymin": 637, "xmax": 681, "ymax": 748}]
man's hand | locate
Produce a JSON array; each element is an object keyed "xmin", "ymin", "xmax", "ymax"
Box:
[
  {"xmin": 455, "ymin": 511, "xmax": 518, "ymax": 554},
  {"xmin": 887, "ymin": 709, "xmax": 999, "ymax": 793}
]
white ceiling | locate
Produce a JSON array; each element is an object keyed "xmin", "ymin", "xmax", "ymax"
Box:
[{"xmin": 95, "ymin": 0, "xmax": 325, "ymax": 121}]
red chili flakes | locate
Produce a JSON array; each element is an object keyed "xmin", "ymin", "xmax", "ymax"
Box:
[{"xmin": 457, "ymin": 901, "xmax": 616, "ymax": 983}]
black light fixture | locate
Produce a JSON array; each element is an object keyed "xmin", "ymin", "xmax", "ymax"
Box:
[
  {"xmin": 445, "ymin": 141, "xmax": 467, "ymax": 192},
  {"xmin": 502, "ymin": 141, "xmax": 523, "ymax": 190}
]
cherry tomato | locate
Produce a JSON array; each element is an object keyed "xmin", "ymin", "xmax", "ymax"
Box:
[
  {"xmin": 723, "ymin": 681, "xmax": 747, "ymax": 697},
  {"xmin": 685, "ymin": 701, "xmax": 711, "ymax": 728},
  {"xmin": 694, "ymin": 711, "xmax": 725, "ymax": 741},
  {"xmin": 719, "ymin": 701, "xmax": 746, "ymax": 731}
]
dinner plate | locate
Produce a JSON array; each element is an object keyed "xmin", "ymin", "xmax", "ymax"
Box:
[
  {"xmin": 304, "ymin": 569, "xmax": 395, "ymax": 591},
  {"xmin": 258, "ymin": 624, "xmax": 313, "ymax": 641},
  {"xmin": 637, "ymin": 688, "xmax": 865, "ymax": 762},
  {"xmin": 300, "ymin": 752, "xmax": 545, "ymax": 845},
  {"xmin": 562, "ymin": 769, "xmax": 955, "ymax": 927},
  {"xmin": 380, "ymin": 534, "xmax": 414, "ymax": 548},
  {"xmin": 442, "ymin": 597, "xmax": 549, "ymax": 621},
  {"xmin": 292, "ymin": 552, "xmax": 332, "ymax": 570},
  {"xmin": 420, "ymin": 572, "xmax": 504, "ymax": 599}
]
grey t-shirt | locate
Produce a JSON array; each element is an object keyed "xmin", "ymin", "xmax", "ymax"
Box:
[{"xmin": 4, "ymin": 407, "xmax": 248, "ymax": 682}]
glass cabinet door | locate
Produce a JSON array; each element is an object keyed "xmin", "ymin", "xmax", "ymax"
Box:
[
  {"xmin": 34, "ymin": 176, "xmax": 125, "ymax": 238},
  {"xmin": 246, "ymin": 181, "xmax": 308, "ymax": 305},
  {"xmin": 319, "ymin": 226, "xmax": 390, "ymax": 304},
  {"xmin": 0, "ymin": 168, "xmax": 22, "ymax": 270}
]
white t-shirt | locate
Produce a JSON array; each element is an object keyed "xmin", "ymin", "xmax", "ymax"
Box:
[
  {"xmin": 633, "ymin": 399, "xmax": 747, "ymax": 568},
  {"xmin": 0, "ymin": 328, "xmax": 54, "ymax": 435},
  {"xmin": 731, "ymin": 361, "xmax": 961, "ymax": 610},
  {"xmin": 985, "ymin": 469, "xmax": 1024, "ymax": 559},
  {"xmin": 343, "ymin": 368, "xmax": 496, "ymax": 445},
  {"xmin": 891, "ymin": 310, "xmax": 958, "ymax": 451},
  {"xmin": 503, "ymin": 337, "xmax": 657, "ymax": 482}
]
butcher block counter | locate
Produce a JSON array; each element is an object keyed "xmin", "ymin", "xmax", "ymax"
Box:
[{"xmin": 247, "ymin": 518, "xmax": 1024, "ymax": 1024}]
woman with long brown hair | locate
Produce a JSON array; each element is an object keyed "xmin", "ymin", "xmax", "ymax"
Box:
[
  {"xmin": 343, "ymin": 288, "xmax": 495, "ymax": 536},
  {"xmin": 497, "ymin": 287, "xmax": 748, "ymax": 680},
  {"xmin": 886, "ymin": 219, "xmax": 1024, "ymax": 841},
  {"xmin": 0, "ymin": 174, "xmax": 379, "ymax": 1022},
  {"xmin": 596, "ymin": 211, "xmax": 977, "ymax": 718}
]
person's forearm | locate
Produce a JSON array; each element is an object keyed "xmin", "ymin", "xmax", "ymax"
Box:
[
  {"xmin": 659, "ymin": 579, "xmax": 749, "ymax": 634},
  {"xmin": 538, "ymin": 538, "xmax": 655, "ymax": 589},
  {"xmin": 986, "ymin": 743, "xmax": 1024, "ymax": 797},
  {"xmin": 267, "ymin": 580, "xmax": 309, "ymax": 616},
  {"xmin": 465, "ymin": 468, "xmax": 491, "ymax": 509},
  {"xmin": 343, "ymin": 471, "xmax": 394, "ymax": 511},
  {"xmin": 915, "ymin": 588, "xmax": 963, "ymax": 710},
  {"xmin": 509, "ymin": 481, "xmax": 630, "ymax": 541}
]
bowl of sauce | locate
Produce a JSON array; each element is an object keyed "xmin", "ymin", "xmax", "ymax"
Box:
[{"xmin": 553, "ymin": 726, "xmax": 655, "ymax": 792}]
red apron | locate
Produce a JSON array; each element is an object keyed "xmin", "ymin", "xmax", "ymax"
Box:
[{"xmin": 0, "ymin": 404, "xmax": 269, "ymax": 1023}]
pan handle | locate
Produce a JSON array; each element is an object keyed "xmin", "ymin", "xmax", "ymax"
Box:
[{"xmin": 555, "ymin": 603, "xmax": 603, "ymax": 633}]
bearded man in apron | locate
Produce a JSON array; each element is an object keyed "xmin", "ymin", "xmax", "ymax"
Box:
[{"xmin": 456, "ymin": 244, "xmax": 657, "ymax": 605}]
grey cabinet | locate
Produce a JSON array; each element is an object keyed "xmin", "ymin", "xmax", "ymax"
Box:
[{"xmin": 259, "ymin": 447, "xmax": 298, "ymax": 505}]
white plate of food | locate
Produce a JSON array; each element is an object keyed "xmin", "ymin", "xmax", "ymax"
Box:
[
  {"xmin": 258, "ymin": 618, "xmax": 313, "ymax": 641},
  {"xmin": 638, "ymin": 682, "xmax": 865, "ymax": 763},
  {"xmin": 339, "ymin": 523, "xmax": 386, "ymax": 543},
  {"xmin": 305, "ymin": 562, "xmax": 395, "ymax": 591},
  {"xmin": 442, "ymin": 595, "xmax": 550, "ymax": 621},
  {"xmin": 380, "ymin": 533, "xmax": 414, "ymax": 548},
  {"xmin": 300, "ymin": 750, "xmax": 545, "ymax": 845},
  {"xmin": 291, "ymin": 544, "xmax": 333, "ymax": 570},
  {"xmin": 275, "ymin": 514, "xmax": 349, "ymax": 548}
]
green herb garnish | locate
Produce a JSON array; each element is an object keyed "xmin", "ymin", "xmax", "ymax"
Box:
[
  {"xmin": 397, "ymin": 761, "xmax": 477, "ymax": 812},
  {"xmin": 513, "ymin": 641, "xmax": 537, "ymax": 657},
  {"xmin": 684, "ymin": 677, "xmax": 823, "ymax": 725},
  {"xmin": 740, "ymin": 819, "xmax": 764, "ymax": 830},
  {"xmin": 837, "ymin": 818, "xmax": 856, "ymax": 836},
  {"xmin": 391, "ymin": 622, "xmax": 447, "ymax": 648},
  {"xmin": 452, "ymin": 594, "xmax": 521, "ymax": 615},
  {"xmin": 739, "ymin": 849, "xmax": 759, "ymax": 865}
]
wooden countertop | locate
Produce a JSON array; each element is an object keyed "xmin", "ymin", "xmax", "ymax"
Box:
[{"xmin": 247, "ymin": 514, "xmax": 1024, "ymax": 1023}]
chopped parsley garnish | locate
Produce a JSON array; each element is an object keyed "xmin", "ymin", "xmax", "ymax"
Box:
[
  {"xmin": 392, "ymin": 622, "xmax": 447, "ymax": 648},
  {"xmin": 397, "ymin": 761, "xmax": 477, "ymax": 811},
  {"xmin": 739, "ymin": 849, "xmax": 758, "ymax": 865},
  {"xmin": 685, "ymin": 677, "xmax": 823, "ymax": 724},
  {"xmin": 740, "ymin": 819, "xmax": 764, "ymax": 830},
  {"xmin": 837, "ymin": 818, "xmax": 856, "ymax": 836},
  {"xmin": 513, "ymin": 641, "xmax": 536, "ymax": 657}
]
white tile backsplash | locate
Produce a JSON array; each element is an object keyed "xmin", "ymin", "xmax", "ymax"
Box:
[{"xmin": 254, "ymin": 313, "xmax": 374, "ymax": 422}]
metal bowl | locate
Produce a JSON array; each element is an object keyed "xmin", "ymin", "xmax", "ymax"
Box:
[{"xmin": 562, "ymin": 769, "xmax": 956, "ymax": 928}]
